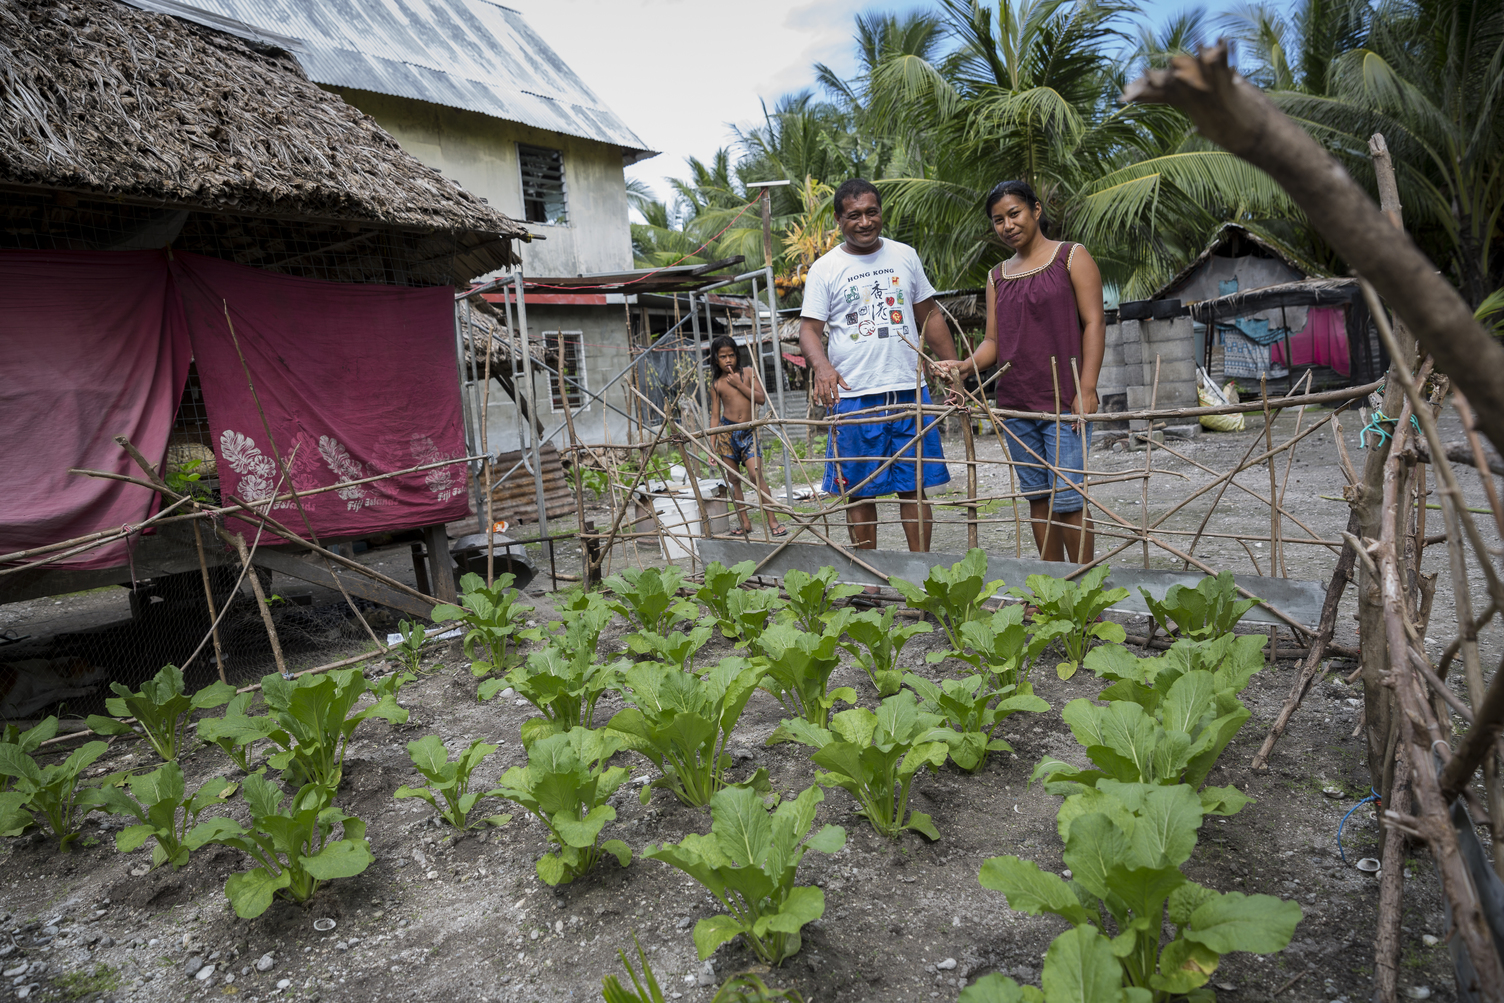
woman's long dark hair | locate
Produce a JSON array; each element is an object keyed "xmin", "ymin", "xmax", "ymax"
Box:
[
  {"xmin": 708, "ymin": 335, "xmax": 739, "ymax": 380},
  {"xmin": 984, "ymin": 180, "xmax": 1051, "ymax": 238}
]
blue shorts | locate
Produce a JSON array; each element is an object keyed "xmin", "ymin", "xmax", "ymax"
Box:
[
  {"xmin": 1002, "ymin": 418, "xmax": 1092, "ymax": 513},
  {"xmin": 721, "ymin": 424, "xmax": 760, "ymax": 466},
  {"xmin": 823, "ymin": 388, "xmax": 950, "ymax": 498}
]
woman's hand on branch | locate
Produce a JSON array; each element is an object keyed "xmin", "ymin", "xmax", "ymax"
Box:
[{"xmin": 1072, "ymin": 387, "xmax": 1098, "ymax": 431}]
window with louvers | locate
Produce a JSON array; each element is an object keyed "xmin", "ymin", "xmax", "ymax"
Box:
[
  {"xmin": 546, "ymin": 331, "xmax": 586, "ymax": 411},
  {"xmin": 518, "ymin": 144, "xmax": 567, "ymax": 225}
]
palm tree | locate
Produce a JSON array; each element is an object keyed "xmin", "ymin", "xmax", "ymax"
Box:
[{"xmin": 861, "ymin": 0, "xmax": 1299, "ymax": 296}]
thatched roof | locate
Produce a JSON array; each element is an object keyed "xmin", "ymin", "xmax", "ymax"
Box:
[
  {"xmin": 0, "ymin": 0, "xmax": 528, "ymax": 265},
  {"xmin": 1151, "ymin": 223, "xmax": 1327, "ymax": 302}
]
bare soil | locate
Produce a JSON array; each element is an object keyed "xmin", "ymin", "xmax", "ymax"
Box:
[{"xmin": 5, "ymin": 403, "xmax": 1498, "ymax": 1003}]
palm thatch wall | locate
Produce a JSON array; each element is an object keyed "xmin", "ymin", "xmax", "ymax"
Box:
[{"xmin": 0, "ymin": 0, "xmax": 529, "ymax": 282}]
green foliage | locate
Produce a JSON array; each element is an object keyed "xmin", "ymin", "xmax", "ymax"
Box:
[
  {"xmin": 769, "ymin": 692, "xmax": 947, "ymax": 840},
  {"xmin": 483, "ymin": 645, "xmax": 629, "ymax": 747},
  {"xmin": 1140, "ymin": 571, "xmax": 1259, "ymax": 641},
  {"xmin": 955, "ymin": 604, "xmax": 1036, "ymax": 687},
  {"xmin": 643, "ymin": 785, "xmax": 845, "ymax": 966},
  {"xmin": 1011, "ymin": 566, "xmax": 1128, "ymax": 679},
  {"xmin": 602, "ymin": 932, "xmax": 669, "ymax": 1003},
  {"xmin": 713, "ymin": 974, "xmax": 807, "ymax": 1002},
  {"xmin": 754, "ymin": 622, "xmax": 855, "ymax": 729},
  {"xmin": 164, "ymin": 457, "xmax": 211, "ymax": 502},
  {"xmin": 394, "ymin": 735, "xmax": 512, "ymax": 830},
  {"xmin": 603, "ymin": 565, "xmax": 697, "ymax": 635},
  {"xmin": 85, "ymin": 664, "xmax": 235, "ymax": 762},
  {"xmin": 88, "ymin": 761, "xmax": 235, "ymax": 870},
  {"xmin": 627, "ymin": 626, "xmax": 715, "ymax": 673},
  {"xmin": 719, "ymin": 587, "xmax": 788, "ymax": 649},
  {"xmin": 495, "ymin": 727, "xmax": 632, "ymax": 886},
  {"xmin": 0, "ymin": 740, "xmax": 109, "ymax": 849},
  {"xmin": 391, "ymin": 619, "xmax": 431, "ymax": 674},
  {"xmin": 696, "ymin": 560, "xmax": 758, "ymax": 635},
  {"xmin": 905, "ymin": 673, "xmax": 1049, "ymax": 773},
  {"xmin": 250, "ymin": 668, "xmax": 411, "ymax": 789},
  {"xmin": 781, "ymin": 567, "xmax": 863, "ymax": 633},
  {"xmin": 190, "ymin": 775, "xmax": 372, "ymax": 918},
  {"xmin": 1, "ymin": 716, "xmax": 58, "ymax": 792},
  {"xmin": 957, "ymin": 972, "xmax": 1043, "ymax": 1003},
  {"xmin": 980, "ymin": 782, "xmax": 1301, "ymax": 1000},
  {"xmin": 834, "ymin": 605, "xmax": 933, "ymax": 696},
  {"xmin": 432, "ymin": 572, "xmax": 535, "ymax": 677},
  {"xmin": 609, "ymin": 657, "xmax": 769, "ymax": 807},
  {"xmin": 889, "ymin": 549, "xmax": 1003, "ymax": 653},
  {"xmin": 197, "ymin": 691, "xmax": 272, "ymax": 773},
  {"xmin": 1031, "ymin": 635, "xmax": 1267, "ymax": 814}
]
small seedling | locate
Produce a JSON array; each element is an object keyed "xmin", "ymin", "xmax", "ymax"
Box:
[
  {"xmin": 904, "ymin": 673, "xmax": 1048, "ymax": 773},
  {"xmin": 86, "ymin": 664, "xmax": 236, "ymax": 762},
  {"xmin": 253, "ymin": 668, "xmax": 411, "ymax": 789},
  {"xmin": 197, "ymin": 691, "xmax": 273, "ymax": 773},
  {"xmin": 835, "ymin": 606, "xmax": 933, "ymax": 696},
  {"xmin": 433, "ymin": 572, "xmax": 535, "ymax": 677},
  {"xmin": 89, "ymin": 761, "xmax": 236, "ymax": 870},
  {"xmin": 391, "ymin": 619, "xmax": 431, "ymax": 674},
  {"xmin": 1010, "ymin": 565, "xmax": 1128, "ymax": 679},
  {"xmin": 781, "ymin": 567, "xmax": 863, "ymax": 634},
  {"xmin": 1141, "ymin": 571, "xmax": 1260, "ymax": 640},
  {"xmin": 394, "ymin": 735, "xmax": 511, "ymax": 830},
  {"xmin": 0, "ymin": 740, "xmax": 111, "ymax": 850},
  {"xmin": 603, "ymin": 566, "xmax": 697, "ymax": 635}
]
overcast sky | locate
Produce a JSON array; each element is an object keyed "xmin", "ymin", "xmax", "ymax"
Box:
[{"xmin": 517, "ymin": 0, "xmax": 1241, "ymax": 207}]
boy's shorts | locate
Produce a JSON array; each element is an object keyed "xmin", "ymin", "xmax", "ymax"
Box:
[
  {"xmin": 721, "ymin": 426, "xmax": 760, "ymax": 466},
  {"xmin": 823, "ymin": 388, "xmax": 950, "ymax": 498},
  {"xmin": 1001, "ymin": 417, "xmax": 1092, "ymax": 513}
]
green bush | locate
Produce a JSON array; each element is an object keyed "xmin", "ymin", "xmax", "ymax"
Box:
[
  {"xmin": 833, "ymin": 606, "xmax": 933, "ymax": 696},
  {"xmin": 1140, "ymin": 571, "xmax": 1260, "ymax": 641},
  {"xmin": 603, "ymin": 566, "xmax": 696, "ymax": 635},
  {"xmin": 889, "ymin": 548, "xmax": 1003, "ymax": 653},
  {"xmin": 904, "ymin": 673, "xmax": 1048, "ymax": 773}
]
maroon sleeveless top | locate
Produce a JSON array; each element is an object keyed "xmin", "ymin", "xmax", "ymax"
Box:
[{"xmin": 992, "ymin": 242, "xmax": 1082, "ymax": 413}]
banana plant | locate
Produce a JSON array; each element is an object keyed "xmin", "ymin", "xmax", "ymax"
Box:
[
  {"xmin": 980, "ymin": 782, "xmax": 1301, "ymax": 1001},
  {"xmin": 0, "ymin": 740, "xmax": 110, "ymax": 849},
  {"xmin": 603, "ymin": 565, "xmax": 697, "ymax": 635},
  {"xmin": 888, "ymin": 548, "xmax": 1004, "ymax": 653},
  {"xmin": 608, "ymin": 656, "xmax": 768, "ymax": 807},
  {"xmin": 86, "ymin": 664, "xmax": 236, "ymax": 762},
  {"xmin": 781, "ymin": 567, "xmax": 863, "ymax": 633},
  {"xmin": 88, "ymin": 761, "xmax": 236, "ymax": 870},
  {"xmin": 394, "ymin": 735, "xmax": 512, "ymax": 830},
  {"xmin": 495, "ymin": 727, "xmax": 632, "ymax": 886},
  {"xmin": 1140, "ymin": 571, "xmax": 1260, "ymax": 641},
  {"xmin": 250, "ymin": 668, "xmax": 411, "ymax": 789},
  {"xmin": 904, "ymin": 673, "xmax": 1049, "ymax": 773},
  {"xmin": 483, "ymin": 646, "xmax": 629, "ymax": 746},
  {"xmin": 754, "ymin": 622, "xmax": 854, "ymax": 729},
  {"xmin": 834, "ymin": 606, "xmax": 933, "ymax": 696},
  {"xmin": 190, "ymin": 776, "xmax": 372, "ymax": 918},
  {"xmin": 433, "ymin": 571, "xmax": 536, "ymax": 677},
  {"xmin": 197, "ymin": 691, "xmax": 274, "ymax": 773},
  {"xmin": 643, "ymin": 785, "xmax": 845, "ymax": 966},
  {"xmin": 768, "ymin": 691, "xmax": 948, "ymax": 840},
  {"xmin": 1009, "ymin": 566, "xmax": 1128, "ymax": 679}
]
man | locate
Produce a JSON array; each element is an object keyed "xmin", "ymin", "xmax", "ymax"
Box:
[{"xmin": 799, "ymin": 178, "xmax": 957, "ymax": 552}]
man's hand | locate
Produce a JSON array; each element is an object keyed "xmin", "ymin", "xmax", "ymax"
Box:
[{"xmin": 811, "ymin": 362, "xmax": 850, "ymax": 409}]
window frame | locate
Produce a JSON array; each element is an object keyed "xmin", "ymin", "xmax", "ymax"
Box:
[
  {"xmin": 543, "ymin": 329, "xmax": 588, "ymax": 412},
  {"xmin": 517, "ymin": 143, "xmax": 569, "ymax": 227}
]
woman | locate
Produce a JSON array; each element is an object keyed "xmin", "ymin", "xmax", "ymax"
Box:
[{"xmin": 935, "ymin": 180, "xmax": 1105, "ymax": 563}]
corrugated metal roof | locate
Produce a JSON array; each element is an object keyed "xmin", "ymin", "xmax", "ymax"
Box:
[{"xmin": 124, "ymin": 0, "xmax": 656, "ymax": 161}]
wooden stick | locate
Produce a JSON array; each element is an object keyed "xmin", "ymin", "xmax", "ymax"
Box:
[
  {"xmin": 191, "ymin": 519, "xmax": 228, "ymax": 684},
  {"xmin": 1375, "ymin": 749, "xmax": 1411, "ymax": 1003},
  {"xmin": 1143, "ymin": 356, "xmax": 1160, "ymax": 569},
  {"xmin": 1261, "ymin": 376, "xmax": 1283, "ymax": 578},
  {"xmin": 230, "ymin": 530, "xmax": 288, "ymax": 678},
  {"xmin": 963, "ymin": 413, "xmax": 979, "ymax": 550}
]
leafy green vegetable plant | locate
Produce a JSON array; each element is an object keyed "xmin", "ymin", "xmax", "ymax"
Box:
[
  {"xmin": 394, "ymin": 735, "xmax": 512, "ymax": 830},
  {"xmin": 86, "ymin": 664, "xmax": 235, "ymax": 762},
  {"xmin": 1010, "ymin": 566, "xmax": 1128, "ymax": 679},
  {"xmin": 979, "ymin": 781, "xmax": 1301, "ymax": 1000},
  {"xmin": 1, "ymin": 717, "xmax": 58, "ymax": 792},
  {"xmin": 719, "ymin": 587, "xmax": 788, "ymax": 649},
  {"xmin": 769, "ymin": 691, "xmax": 947, "ymax": 839},
  {"xmin": 89, "ymin": 762, "xmax": 235, "ymax": 870},
  {"xmin": 602, "ymin": 932, "xmax": 669, "ymax": 1003},
  {"xmin": 695, "ymin": 560, "xmax": 757, "ymax": 635},
  {"xmin": 608, "ymin": 657, "xmax": 768, "ymax": 807},
  {"xmin": 754, "ymin": 623, "xmax": 854, "ymax": 729},
  {"xmin": 626, "ymin": 626, "xmax": 714, "ymax": 673},
  {"xmin": 889, "ymin": 548, "xmax": 1004, "ymax": 652},
  {"xmin": 642, "ymin": 785, "xmax": 845, "ymax": 966},
  {"xmin": 781, "ymin": 567, "xmax": 862, "ymax": 633},
  {"xmin": 1141, "ymin": 571, "xmax": 1259, "ymax": 641},
  {"xmin": 495, "ymin": 727, "xmax": 632, "ymax": 885},
  {"xmin": 835, "ymin": 606, "xmax": 933, "ymax": 696},
  {"xmin": 197, "ymin": 691, "xmax": 273, "ymax": 773},
  {"xmin": 247, "ymin": 668, "xmax": 411, "ymax": 789},
  {"xmin": 954, "ymin": 604, "xmax": 1037, "ymax": 683},
  {"xmin": 432, "ymin": 572, "xmax": 534, "ymax": 677},
  {"xmin": 190, "ymin": 775, "xmax": 372, "ymax": 918},
  {"xmin": 603, "ymin": 565, "xmax": 697, "ymax": 635},
  {"xmin": 391, "ymin": 619, "xmax": 430, "ymax": 674},
  {"xmin": 0, "ymin": 740, "xmax": 109, "ymax": 849},
  {"xmin": 483, "ymin": 646, "xmax": 628, "ymax": 745},
  {"xmin": 904, "ymin": 672, "xmax": 1049, "ymax": 773}
]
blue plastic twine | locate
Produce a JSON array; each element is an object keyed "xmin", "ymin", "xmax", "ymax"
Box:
[
  {"xmin": 1337, "ymin": 788, "xmax": 1382, "ymax": 863},
  {"xmin": 1359, "ymin": 410, "xmax": 1421, "ymax": 449}
]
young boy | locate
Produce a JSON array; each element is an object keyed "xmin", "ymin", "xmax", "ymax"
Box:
[{"xmin": 708, "ymin": 336, "xmax": 785, "ymax": 537}]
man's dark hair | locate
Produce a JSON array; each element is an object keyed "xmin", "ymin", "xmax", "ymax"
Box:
[
  {"xmin": 708, "ymin": 335, "xmax": 739, "ymax": 379},
  {"xmin": 833, "ymin": 178, "xmax": 882, "ymax": 217}
]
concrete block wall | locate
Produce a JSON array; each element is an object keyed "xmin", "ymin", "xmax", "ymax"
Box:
[{"xmin": 1099, "ymin": 316, "xmax": 1197, "ymax": 429}]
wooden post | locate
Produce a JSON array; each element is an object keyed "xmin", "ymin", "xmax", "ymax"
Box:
[
  {"xmin": 191, "ymin": 521, "xmax": 228, "ymax": 684},
  {"xmin": 963, "ymin": 411, "xmax": 979, "ymax": 550},
  {"xmin": 424, "ymin": 524, "xmax": 457, "ymax": 603},
  {"xmin": 230, "ymin": 531, "xmax": 288, "ymax": 678}
]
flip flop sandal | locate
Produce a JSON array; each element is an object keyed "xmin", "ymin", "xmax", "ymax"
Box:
[
  {"xmin": 770, "ymin": 526, "xmax": 788, "ymax": 537},
  {"xmin": 727, "ymin": 527, "xmax": 749, "ymax": 537}
]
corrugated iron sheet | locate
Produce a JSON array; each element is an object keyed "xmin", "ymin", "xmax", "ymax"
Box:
[{"xmin": 124, "ymin": 0, "xmax": 655, "ymax": 158}]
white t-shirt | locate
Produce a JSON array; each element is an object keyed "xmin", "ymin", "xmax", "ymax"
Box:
[{"xmin": 800, "ymin": 239, "xmax": 938, "ymax": 397}]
